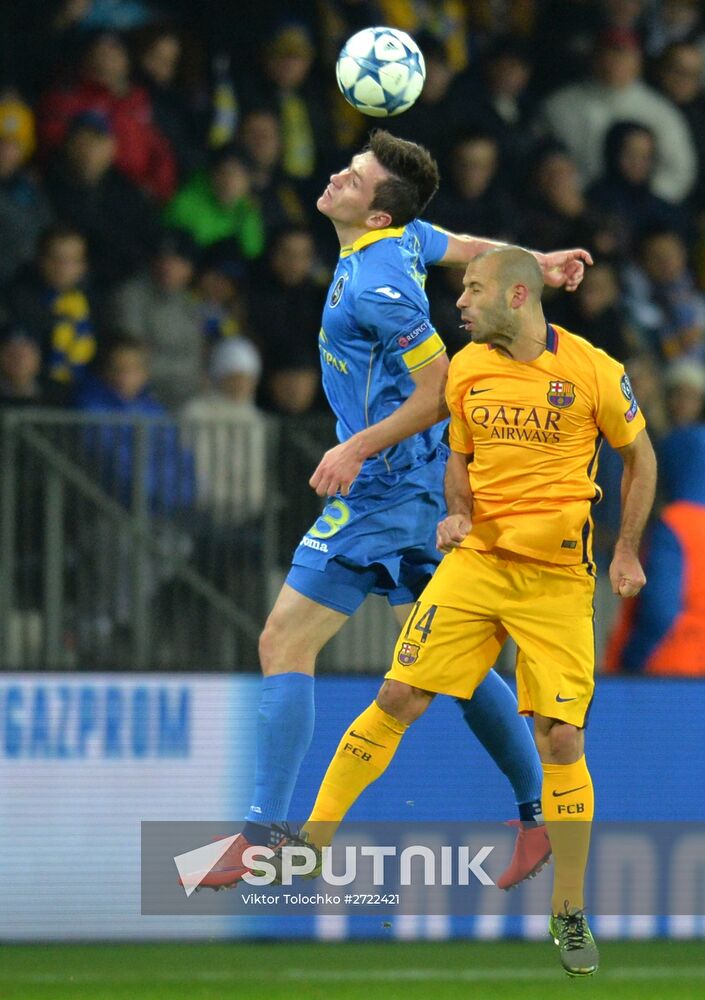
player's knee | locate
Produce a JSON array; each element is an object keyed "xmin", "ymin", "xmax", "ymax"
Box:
[
  {"xmin": 377, "ymin": 679, "xmax": 431, "ymax": 724},
  {"xmin": 258, "ymin": 611, "xmax": 317, "ymax": 676},
  {"xmin": 546, "ymin": 722, "xmax": 582, "ymax": 763},
  {"xmin": 258, "ymin": 614, "xmax": 288, "ymax": 675}
]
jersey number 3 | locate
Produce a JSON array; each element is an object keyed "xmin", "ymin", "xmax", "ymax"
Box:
[{"xmin": 308, "ymin": 498, "xmax": 351, "ymax": 539}]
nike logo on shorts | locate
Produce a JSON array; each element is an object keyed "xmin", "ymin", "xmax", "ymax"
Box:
[{"xmin": 555, "ymin": 694, "xmax": 577, "ymax": 702}]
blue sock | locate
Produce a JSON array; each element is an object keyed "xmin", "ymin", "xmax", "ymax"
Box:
[
  {"xmin": 244, "ymin": 673, "xmax": 315, "ymax": 833},
  {"xmin": 456, "ymin": 669, "xmax": 543, "ymax": 819}
]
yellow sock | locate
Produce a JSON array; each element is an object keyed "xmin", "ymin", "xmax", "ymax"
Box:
[
  {"xmin": 305, "ymin": 702, "xmax": 407, "ymax": 848},
  {"xmin": 541, "ymin": 755, "xmax": 594, "ymax": 914}
]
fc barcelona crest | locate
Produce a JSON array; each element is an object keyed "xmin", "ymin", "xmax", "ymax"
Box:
[
  {"xmin": 547, "ymin": 380, "xmax": 576, "ymax": 408},
  {"xmin": 397, "ymin": 642, "xmax": 420, "ymax": 666}
]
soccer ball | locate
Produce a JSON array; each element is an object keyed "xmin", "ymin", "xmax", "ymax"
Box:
[{"xmin": 336, "ymin": 26, "xmax": 426, "ymax": 118}]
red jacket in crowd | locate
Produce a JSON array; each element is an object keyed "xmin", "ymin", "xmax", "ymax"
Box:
[{"xmin": 38, "ymin": 80, "xmax": 176, "ymax": 202}]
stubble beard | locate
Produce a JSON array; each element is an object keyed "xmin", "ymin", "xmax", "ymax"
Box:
[{"xmin": 472, "ymin": 300, "xmax": 519, "ymax": 351}]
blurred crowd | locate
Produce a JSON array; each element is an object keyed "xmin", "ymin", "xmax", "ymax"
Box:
[{"xmin": 1, "ymin": 0, "xmax": 705, "ymax": 673}]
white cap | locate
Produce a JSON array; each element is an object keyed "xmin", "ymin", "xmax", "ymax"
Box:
[
  {"xmin": 210, "ymin": 337, "xmax": 262, "ymax": 381},
  {"xmin": 664, "ymin": 357, "xmax": 705, "ymax": 394}
]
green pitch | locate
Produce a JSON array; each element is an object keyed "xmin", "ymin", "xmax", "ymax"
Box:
[{"xmin": 1, "ymin": 940, "xmax": 704, "ymax": 1000}]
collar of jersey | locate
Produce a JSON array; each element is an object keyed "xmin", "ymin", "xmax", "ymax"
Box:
[
  {"xmin": 339, "ymin": 226, "xmax": 406, "ymax": 259},
  {"xmin": 488, "ymin": 323, "xmax": 560, "ymax": 357}
]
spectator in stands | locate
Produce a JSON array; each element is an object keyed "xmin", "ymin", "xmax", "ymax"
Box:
[
  {"xmin": 540, "ymin": 28, "xmax": 697, "ymax": 203},
  {"xmin": 195, "ymin": 248, "xmax": 249, "ymax": 343},
  {"xmin": 623, "ymin": 227, "xmax": 705, "ymax": 361},
  {"xmin": 107, "ymin": 229, "xmax": 205, "ymax": 409},
  {"xmin": 245, "ymin": 22, "xmax": 333, "ymax": 193},
  {"xmin": 654, "ymin": 41, "xmax": 705, "ymax": 210},
  {"xmin": 38, "ymin": 30, "xmax": 176, "ymax": 201},
  {"xmin": 249, "ymin": 226, "xmax": 324, "ymax": 415},
  {"xmin": 605, "ymin": 421, "xmax": 705, "ymax": 675},
  {"xmin": 74, "ymin": 334, "xmax": 194, "ymax": 510},
  {"xmin": 663, "ymin": 356, "xmax": 705, "ymax": 428},
  {"xmin": 182, "ymin": 336, "xmax": 266, "ymax": 526},
  {"xmin": 162, "ymin": 144, "xmax": 265, "ymax": 257},
  {"xmin": 586, "ymin": 121, "xmax": 687, "ymax": 252},
  {"xmin": 644, "ymin": 0, "xmax": 704, "ymax": 57},
  {"xmin": 457, "ymin": 35, "xmax": 537, "ymax": 184},
  {"xmin": 0, "ymin": 324, "xmax": 69, "ymax": 407},
  {"xmin": 518, "ymin": 143, "xmax": 622, "ymax": 257},
  {"xmin": 0, "ymin": 93, "xmax": 54, "ymax": 287},
  {"xmin": 133, "ymin": 23, "xmax": 207, "ymax": 178},
  {"xmin": 4, "ymin": 225, "xmax": 96, "ymax": 385},
  {"xmin": 238, "ymin": 108, "xmax": 309, "ymax": 234},
  {"xmin": 429, "ymin": 130, "xmax": 516, "ymax": 242},
  {"xmin": 44, "ymin": 109, "xmax": 160, "ymax": 293},
  {"xmin": 74, "ymin": 333, "xmax": 194, "ymax": 641},
  {"xmin": 548, "ymin": 260, "xmax": 640, "ymax": 362}
]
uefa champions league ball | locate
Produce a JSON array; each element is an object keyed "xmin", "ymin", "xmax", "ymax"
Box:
[{"xmin": 336, "ymin": 27, "xmax": 426, "ymax": 117}]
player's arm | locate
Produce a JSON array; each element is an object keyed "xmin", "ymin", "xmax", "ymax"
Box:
[
  {"xmin": 436, "ymin": 449, "xmax": 473, "ymax": 553},
  {"xmin": 437, "ymin": 231, "xmax": 593, "ymax": 292},
  {"xmin": 609, "ymin": 429, "xmax": 658, "ymax": 597},
  {"xmin": 308, "ymin": 353, "xmax": 449, "ymax": 497}
]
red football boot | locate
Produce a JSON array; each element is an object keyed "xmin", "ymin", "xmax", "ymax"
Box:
[
  {"xmin": 496, "ymin": 820, "xmax": 552, "ymax": 890},
  {"xmin": 178, "ymin": 824, "xmax": 299, "ymax": 892}
]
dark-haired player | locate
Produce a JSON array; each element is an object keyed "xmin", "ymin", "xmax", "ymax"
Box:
[{"xmin": 190, "ymin": 130, "xmax": 592, "ymax": 891}]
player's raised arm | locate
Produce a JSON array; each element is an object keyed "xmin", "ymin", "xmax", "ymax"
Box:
[
  {"xmin": 610, "ymin": 429, "xmax": 658, "ymax": 597},
  {"xmin": 436, "ymin": 450, "xmax": 473, "ymax": 552},
  {"xmin": 437, "ymin": 231, "xmax": 593, "ymax": 292},
  {"xmin": 308, "ymin": 352, "xmax": 449, "ymax": 497}
]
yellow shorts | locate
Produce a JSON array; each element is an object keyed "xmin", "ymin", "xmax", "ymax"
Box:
[{"xmin": 386, "ymin": 546, "xmax": 596, "ymax": 727}]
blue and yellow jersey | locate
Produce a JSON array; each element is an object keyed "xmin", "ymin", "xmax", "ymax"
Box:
[
  {"xmin": 320, "ymin": 219, "xmax": 449, "ymax": 477},
  {"xmin": 446, "ymin": 324, "xmax": 647, "ymax": 568}
]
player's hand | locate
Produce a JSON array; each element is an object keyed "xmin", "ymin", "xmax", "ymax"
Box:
[
  {"xmin": 609, "ymin": 547, "xmax": 646, "ymax": 598},
  {"xmin": 436, "ymin": 514, "xmax": 472, "ymax": 553},
  {"xmin": 309, "ymin": 439, "xmax": 366, "ymax": 497},
  {"xmin": 539, "ymin": 249, "xmax": 593, "ymax": 292}
]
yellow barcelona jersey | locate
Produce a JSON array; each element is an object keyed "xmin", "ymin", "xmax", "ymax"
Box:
[{"xmin": 446, "ymin": 323, "xmax": 646, "ymax": 567}]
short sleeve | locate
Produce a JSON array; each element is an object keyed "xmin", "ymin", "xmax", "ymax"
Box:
[
  {"xmin": 446, "ymin": 360, "xmax": 474, "ymax": 454},
  {"xmin": 357, "ymin": 282, "xmax": 446, "ymax": 374},
  {"xmin": 409, "ymin": 219, "xmax": 450, "ymax": 265},
  {"xmin": 594, "ymin": 356, "xmax": 646, "ymax": 448}
]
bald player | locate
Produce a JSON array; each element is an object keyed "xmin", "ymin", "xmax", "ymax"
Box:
[{"xmin": 281, "ymin": 247, "xmax": 657, "ymax": 977}]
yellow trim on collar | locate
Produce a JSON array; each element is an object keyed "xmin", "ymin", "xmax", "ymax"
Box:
[{"xmin": 340, "ymin": 226, "xmax": 406, "ymax": 259}]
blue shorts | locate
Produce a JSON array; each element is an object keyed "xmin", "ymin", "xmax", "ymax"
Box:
[{"xmin": 286, "ymin": 447, "xmax": 447, "ymax": 616}]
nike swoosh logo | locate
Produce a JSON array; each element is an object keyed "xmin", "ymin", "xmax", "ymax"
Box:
[
  {"xmin": 555, "ymin": 694, "xmax": 577, "ymax": 702},
  {"xmin": 374, "ymin": 286, "xmax": 401, "ymax": 299},
  {"xmin": 469, "ymin": 387, "xmax": 492, "ymax": 395},
  {"xmin": 552, "ymin": 785, "xmax": 588, "ymax": 798},
  {"xmin": 349, "ymin": 730, "xmax": 385, "ymax": 747}
]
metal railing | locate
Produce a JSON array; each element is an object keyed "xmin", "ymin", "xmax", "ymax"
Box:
[{"xmin": 0, "ymin": 408, "xmax": 342, "ymax": 671}]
